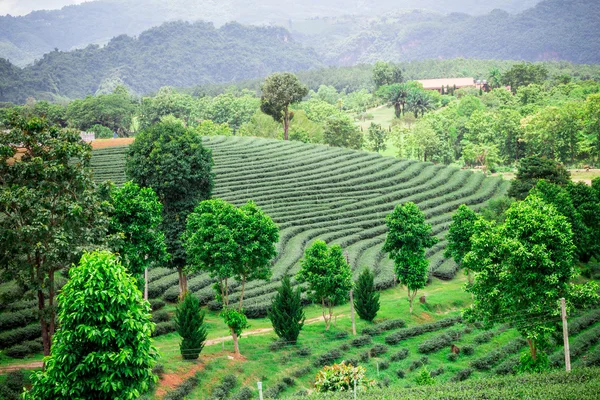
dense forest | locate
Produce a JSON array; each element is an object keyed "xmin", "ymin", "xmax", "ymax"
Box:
[
  {"xmin": 0, "ymin": 0, "xmax": 541, "ymax": 66},
  {"xmin": 0, "ymin": 22, "xmax": 321, "ymax": 103},
  {"xmin": 294, "ymin": 0, "xmax": 600, "ymax": 65}
]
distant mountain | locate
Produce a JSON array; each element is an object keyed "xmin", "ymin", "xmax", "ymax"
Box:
[
  {"xmin": 0, "ymin": 0, "xmax": 542, "ymax": 66},
  {"xmin": 293, "ymin": 0, "xmax": 600, "ymax": 65},
  {"xmin": 0, "ymin": 21, "xmax": 321, "ymax": 103}
]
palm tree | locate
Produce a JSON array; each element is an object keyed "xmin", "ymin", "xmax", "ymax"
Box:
[
  {"xmin": 488, "ymin": 68, "xmax": 502, "ymax": 89},
  {"xmin": 407, "ymin": 90, "xmax": 435, "ymax": 118},
  {"xmin": 377, "ymin": 83, "xmax": 412, "ymax": 118}
]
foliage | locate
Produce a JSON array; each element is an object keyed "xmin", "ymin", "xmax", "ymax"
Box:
[
  {"xmin": 108, "ymin": 182, "xmax": 168, "ymax": 282},
  {"xmin": 372, "ymin": 61, "xmax": 403, "ymax": 88},
  {"xmin": 323, "ymin": 114, "xmax": 363, "ymax": 150},
  {"xmin": 297, "ymin": 240, "xmax": 353, "ymax": 330},
  {"xmin": 260, "ymin": 72, "xmax": 309, "ymax": 140},
  {"xmin": 66, "ymin": 91, "xmax": 136, "ymax": 135},
  {"xmin": 383, "ymin": 202, "xmax": 438, "ymax": 313},
  {"xmin": 445, "ymin": 204, "xmax": 481, "ymax": 270},
  {"xmin": 516, "ymin": 351, "xmax": 550, "ymax": 374},
  {"xmin": 126, "ymin": 117, "xmax": 214, "ymax": 286},
  {"xmin": 175, "ymin": 293, "xmax": 207, "ymax": 360},
  {"xmin": 508, "ymin": 156, "xmax": 571, "ymax": 200},
  {"xmin": 365, "ymin": 123, "xmax": 388, "ymax": 153},
  {"xmin": 268, "ymin": 275, "xmax": 306, "ymax": 344},
  {"xmin": 503, "ymin": 63, "xmax": 549, "ymax": 93},
  {"xmin": 314, "ymin": 363, "xmax": 373, "ymax": 393},
  {"xmin": 0, "ymin": 113, "xmax": 110, "ymax": 355},
  {"xmin": 24, "ymin": 251, "xmax": 157, "ymax": 400},
  {"xmin": 221, "ymin": 308, "xmax": 250, "ymax": 337},
  {"xmin": 414, "ymin": 368, "xmax": 435, "ymax": 386},
  {"xmin": 353, "ymin": 269, "xmax": 380, "ymax": 322}
]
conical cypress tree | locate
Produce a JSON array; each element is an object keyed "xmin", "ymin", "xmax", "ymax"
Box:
[
  {"xmin": 354, "ymin": 268, "xmax": 380, "ymax": 322},
  {"xmin": 175, "ymin": 293, "xmax": 207, "ymax": 360},
  {"xmin": 268, "ymin": 276, "xmax": 305, "ymax": 344}
]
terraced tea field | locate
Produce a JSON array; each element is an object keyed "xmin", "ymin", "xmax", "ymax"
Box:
[{"xmin": 90, "ymin": 136, "xmax": 509, "ymax": 316}]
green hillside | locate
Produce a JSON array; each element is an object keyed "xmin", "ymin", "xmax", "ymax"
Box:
[{"xmin": 90, "ymin": 136, "xmax": 509, "ymax": 314}]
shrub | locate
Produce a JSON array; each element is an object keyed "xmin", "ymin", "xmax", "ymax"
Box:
[
  {"xmin": 362, "ymin": 319, "xmax": 406, "ymax": 336},
  {"xmin": 430, "ymin": 366, "xmax": 445, "ymax": 377},
  {"xmin": 462, "ymin": 345, "xmax": 475, "ymax": 356},
  {"xmin": 351, "ymin": 335, "xmax": 372, "ymax": 347},
  {"xmin": 495, "ymin": 356, "xmax": 520, "ymax": 375},
  {"xmin": 377, "ymin": 376, "xmax": 391, "ymax": 388},
  {"xmin": 0, "ymin": 369, "xmax": 30, "ymax": 400},
  {"xmin": 0, "ymin": 324, "xmax": 42, "ymax": 349},
  {"xmin": 342, "ymin": 358, "xmax": 360, "ymax": 367},
  {"xmin": 377, "ymin": 360, "xmax": 390, "ymax": 370},
  {"xmin": 390, "ymin": 348, "xmax": 409, "ymax": 362},
  {"xmin": 152, "ymin": 364, "xmax": 165, "ymax": 377},
  {"xmin": 293, "ymin": 366, "xmax": 312, "ymax": 378},
  {"xmin": 151, "ymin": 310, "xmax": 170, "ymax": 323},
  {"xmin": 4, "ymin": 344, "xmax": 30, "ymax": 359},
  {"xmin": 269, "ymin": 339, "xmax": 288, "ymax": 352},
  {"xmin": 282, "ymin": 377, "xmax": 295, "ymax": 387},
  {"xmin": 152, "ymin": 321, "xmax": 177, "ymax": 337},
  {"xmin": 268, "ymin": 276, "xmax": 305, "ymax": 344},
  {"xmin": 360, "ymin": 351, "xmax": 370, "ymax": 362},
  {"xmin": 296, "ymin": 347, "xmax": 311, "ymax": 357},
  {"xmin": 471, "ymin": 338, "xmax": 527, "ymax": 370},
  {"xmin": 414, "ymin": 368, "xmax": 435, "ymax": 386},
  {"xmin": 396, "ymin": 370, "xmax": 405, "ymax": 379},
  {"xmin": 211, "ymin": 375, "xmax": 238, "ymax": 399},
  {"xmin": 175, "ymin": 293, "xmax": 207, "ymax": 360},
  {"xmin": 370, "ymin": 344, "xmax": 388, "ymax": 357},
  {"xmin": 163, "ymin": 375, "xmax": 199, "ymax": 400},
  {"xmin": 473, "ymin": 330, "xmax": 495, "ymax": 344},
  {"xmin": 452, "ymin": 368, "xmax": 473, "ymax": 382},
  {"xmin": 314, "ymin": 349, "xmax": 343, "ymax": 367},
  {"xmin": 149, "ymin": 299, "xmax": 166, "ymax": 311},
  {"xmin": 314, "ymin": 363, "xmax": 374, "ymax": 393},
  {"xmin": 447, "ymin": 353, "xmax": 458, "ymax": 362},
  {"xmin": 338, "ymin": 343, "xmax": 350, "ymax": 352},
  {"xmin": 232, "ymin": 387, "xmax": 253, "ymax": 400},
  {"xmin": 162, "ymin": 286, "xmax": 181, "ymax": 302},
  {"xmin": 408, "ymin": 359, "xmax": 423, "ymax": 371},
  {"xmin": 385, "ymin": 316, "xmax": 461, "ymax": 345},
  {"xmin": 0, "ymin": 308, "xmax": 37, "ymax": 331},
  {"xmin": 354, "ymin": 269, "xmax": 380, "ymax": 322},
  {"xmin": 264, "ymin": 382, "xmax": 286, "ymax": 399},
  {"xmin": 334, "ymin": 331, "xmax": 349, "ymax": 339},
  {"xmin": 418, "ymin": 333, "xmax": 454, "ymax": 354}
]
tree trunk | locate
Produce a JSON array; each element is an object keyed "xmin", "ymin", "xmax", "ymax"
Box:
[
  {"xmin": 231, "ymin": 330, "xmax": 240, "ymax": 356},
  {"xmin": 394, "ymin": 102, "xmax": 401, "ymax": 119},
  {"xmin": 37, "ymin": 289, "xmax": 50, "ymax": 356},
  {"xmin": 350, "ymin": 289, "xmax": 356, "ymax": 336},
  {"xmin": 144, "ymin": 268, "xmax": 149, "ymax": 301},
  {"xmin": 177, "ymin": 267, "xmax": 188, "ymax": 299},
  {"xmin": 408, "ymin": 287, "xmax": 415, "ymax": 314},
  {"xmin": 528, "ymin": 338, "xmax": 537, "ymax": 360},
  {"xmin": 322, "ymin": 298, "xmax": 330, "ymax": 330},
  {"xmin": 238, "ymin": 277, "xmax": 246, "ymax": 311},
  {"xmin": 283, "ymin": 107, "xmax": 289, "ymax": 140},
  {"xmin": 48, "ymin": 268, "xmax": 55, "ymax": 340}
]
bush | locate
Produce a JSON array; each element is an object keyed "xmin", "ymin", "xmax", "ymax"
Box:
[
  {"xmin": 447, "ymin": 353, "xmax": 458, "ymax": 362},
  {"xmin": 211, "ymin": 375, "xmax": 238, "ymax": 399},
  {"xmin": 152, "ymin": 321, "xmax": 177, "ymax": 337},
  {"xmin": 296, "ymin": 347, "xmax": 311, "ymax": 357},
  {"xmin": 471, "ymin": 338, "xmax": 527, "ymax": 370},
  {"xmin": 351, "ymin": 335, "xmax": 372, "ymax": 348},
  {"xmin": 152, "ymin": 364, "xmax": 165, "ymax": 377},
  {"xmin": 452, "ymin": 368, "xmax": 473, "ymax": 382},
  {"xmin": 415, "ymin": 368, "xmax": 435, "ymax": 386},
  {"xmin": 163, "ymin": 375, "xmax": 199, "ymax": 400},
  {"xmin": 89, "ymin": 124, "xmax": 113, "ymax": 139},
  {"xmin": 269, "ymin": 339, "xmax": 288, "ymax": 352},
  {"xmin": 338, "ymin": 343, "xmax": 350, "ymax": 351},
  {"xmin": 362, "ymin": 319, "xmax": 406, "ymax": 336},
  {"xmin": 149, "ymin": 299, "xmax": 166, "ymax": 311},
  {"xmin": 370, "ymin": 344, "xmax": 388, "ymax": 357},
  {"xmin": 334, "ymin": 331, "xmax": 349, "ymax": 339},
  {"xmin": 175, "ymin": 293, "xmax": 207, "ymax": 360},
  {"xmin": 430, "ymin": 366, "xmax": 445, "ymax": 377},
  {"xmin": 473, "ymin": 330, "xmax": 495, "ymax": 344},
  {"xmin": 162, "ymin": 286, "xmax": 181, "ymax": 302},
  {"xmin": 377, "ymin": 360, "xmax": 390, "ymax": 370},
  {"xmin": 495, "ymin": 356, "xmax": 521, "ymax": 375},
  {"xmin": 360, "ymin": 351, "xmax": 370, "ymax": 362},
  {"xmin": 0, "ymin": 369, "xmax": 30, "ymax": 400},
  {"xmin": 390, "ymin": 348, "xmax": 409, "ymax": 362},
  {"xmin": 342, "ymin": 358, "xmax": 360, "ymax": 367},
  {"xmin": 4, "ymin": 344, "xmax": 30, "ymax": 359},
  {"xmin": 0, "ymin": 324, "xmax": 41, "ymax": 349},
  {"xmin": 385, "ymin": 316, "xmax": 461, "ymax": 345},
  {"xmin": 314, "ymin": 363, "xmax": 374, "ymax": 393},
  {"xmin": 396, "ymin": 370, "xmax": 405, "ymax": 379},
  {"xmin": 282, "ymin": 377, "xmax": 295, "ymax": 387},
  {"xmin": 377, "ymin": 376, "xmax": 391, "ymax": 388},
  {"xmin": 232, "ymin": 387, "xmax": 253, "ymax": 400},
  {"xmin": 418, "ymin": 333, "xmax": 454, "ymax": 354},
  {"xmin": 264, "ymin": 382, "xmax": 287, "ymax": 399},
  {"xmin": 461, "ymin": 345, "xmax": 475, "ymax": 355},
  {"xmin": 314, "ymin": 349, "xmax": 343, "ymax": 367},
  {"xmin": 0, "ymin": 282, "xmax": 24, "ymax": 305},
  {"xmin": 0, "ymin": 308, "xmax": 37, "ymax": 331},
  {"xmin": 151, "ymin": 310, "xmax": 170, "ymax": 323},
  {"xmin": 293, "ymin": 366, "xmax": 312, "ymax": 378}
]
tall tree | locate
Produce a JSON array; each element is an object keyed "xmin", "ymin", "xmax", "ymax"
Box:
[
  {"xmin": 375, "ymin": 82, "xmax": 414, "ymax": 118},
  {"xmin": 126, "ymin": 118, "xmax": 214, "ymax": 298},
  {"xmin": 407, "ymin": 89, "xmax": 436, "ymax": 118},
  {"xmin": 353, "ymin": 268, "xmax": 380, "ymax": 322},
  {"xmin": 24, "ymin": 251, "xmax": 158, "ymax": 399},
  {"xmin": 260, "ymin": 72, "xmax": 308, "ymax": 140},
  {"xmin": 323, "ymin": 115, "xmax": 363, "ymax": 150},
  {"xmin": 185, "ymin": 199, "xmax": 278, "ymax": 354},
  {"xmin": 507, "ymin": 156, "xmax": 570, "ymax": 200},
  {"xmin": 365, "ymin": 122, "xmax": 388, "ymax": 153},
  {"xmin": 297, "ymin": 240, "xmax": 353, "ymax": 330},
  {"xmin": 268, "ymin": 275, "xmax": 306, "ymax": 344},
  {"xmin": 463, "ymin": 196, "xmax": 598, "ymax": 362},
  {"xmin": 502, "ymin": 62, "xmax": 549, "ymax": 93},
  {"xmin": 372, "ymin": 61, "xmax": 403, "ymax": 88},
  {"xmin": 175, "ymin": 293, "xmax": 208, "ymax": 360},
  {"xmin": 444, "ymin": 204, "xmax": 481, "ymax": 284},
  {"xmin": 108, "ymin": 181, "xmax": 168, "ymax": 290},
  {"xmin": 0, "ymin": 114, "xmax": 110, "ymax": 356},
  {"xmin": 566, "ymin": 182, "xmax": 600, "ymax": 262},
  {"xmin": 383, "ymin": 202, "xmax": 438, "ymax": 314}
]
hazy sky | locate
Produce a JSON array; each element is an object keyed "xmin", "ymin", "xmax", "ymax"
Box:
[{"xmin": 0, "ymin": 0, "xmax": 87, "ymax": 16}]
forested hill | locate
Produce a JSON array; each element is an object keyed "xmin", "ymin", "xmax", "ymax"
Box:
[
  {"xmin": 294, "ymin": 0, "xmax": 600, "ymax": 66},
  {"xmin": 0, "ymin": 22, "xmax": 321, "ymax": 103},
  {"xmin": 0, "ymin": 0, "xmax": 541, "ymax": 67}
]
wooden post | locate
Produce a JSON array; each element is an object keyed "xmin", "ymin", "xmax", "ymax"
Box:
[{"xmin": 560, "ymin": 298, "xmax": 571, "ymax": 372}]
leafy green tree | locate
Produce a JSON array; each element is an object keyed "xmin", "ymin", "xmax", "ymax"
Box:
[
  {"xmin": 365, "ymin": 122, "xmax": 388, "ymax": 153},
  {"xmin": 24, "ymin": 251, "xmax": 158, "ymax": 400},
  {"xmin": 220, "ymin": 308, "xmax": 250, "ymax": 356},
  {"xmin": 260, "ymin": 73, "xmax": 309, "ymax": 140},
  {"xmin": 139, "ymin": 87, "xmax": 194, "ymax": 129},
  {"xmin": 464, "ymin": 196, "xmax": 599, "ymax": 361},
  {"xmin": 502, "ymin": 63, "xmax": 549, "ymax": 93},
  {"xmin": 480, "ymin": 196, "xmax": 514, "ymax": 224},
  {"xmin": 66, "ymin": 90, "xmax": 136, "ymax": 135},
  {"xmin": 194, "ymin": 120, "xmax": 232, "ymax": 136},
  {"xmin": 407, "ymin": 89, "xmax": 436, "ymax": 118},
  {"xmin": 126, "ymin": 118, "xmax": 214, "ymax": 297},
  {"xmin": 185, "ymin": 199, "xmax": 278, "ymax": 354},
  {"xmin": 297, "ymin": 240, "xmax": 353, "ymax": 330},
  {"xmin": 375, "ymin": 83, "xmax": 414, "ymax": 118},
  {"xmin": 445, "ymin": 205, "xmax": 481, "ymax": 284},
  {"xmin": 583, "ymin": 93, "xmax": 600, "ymax": 162},
  {"xmin": 268, "ymin": 275, "xmax": 305, "ymax": 344},
  {"xmin": 383, "ymin": 202, "xmax": 438, "ymax": 314},
  {"xmin": 0, "ymin": 114, "xmax": 110, "ymax": 356},
  {"xmin": 175, "ymin": 293, "xmax": 207, "ymax": 360},
  {"xmin": 353, "ymin": 268, "xmax": 380, "ymax": 322},
  {"xmin": 488, "ymin": 67, "xmax": 503, "ymax": 89},
  {"xmin": 108, "ymin": 182, "xmax": 168, "ymax": 290},
  {"xmin": 372, "ymin": 61, "xmax": 403, "ymax": 88},
  {"xmin": 508, "ymin": 156, "xmax": 571, "ymax": 200},
  {"xmin": 461, "ymin": 142, "xmax": 501, "ymax": 173},
  {"xmin": 566, "ymin": 182, "xmax": 600, "ymax": 262},
  {"xmin": 323, "ymin": 115, "xmax": 363, "ymax": 150}
]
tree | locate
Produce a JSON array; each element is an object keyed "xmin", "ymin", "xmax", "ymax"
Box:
[
  {"xmin": 583, "ymin": 93, "xmax": 600, "ymax": 162},
  {"xmin": 383, "ymin": 202, "xmax": 438, "ymax": 314},
  {"xmin": 66, "ymin": 90, "xmax": 136, "ymax": 135},
  {"xmin": 502, "ymin": 63, "xmax": 549, "ymax": 93},
  {"xmin": 24, "ymin": 251, "xmax": 158, "ymax": 399},
  {"xmin": 407, "ymin": 89, "xmax": 436, "ymax": 118},
  {"xmin": 365, "ymin": 122, "xmax": 388, "ymax": 153},
  {"xmin": 445, "ymin": 205, "xmax": 481, "ymax": 284},
  {"xmin": 488, "ymin": 67, "xmax": 503, "ymax": 89},
  {"xmin": 175, "ymin": 293, "xmax": 207, "ymax": 360},
  {"xmin": 126, "ymin": 118, "xmax": 214, "ymax": 298},
  {"xmin": 323, "ymin": 115, "xmax": 363, "ymax": 150},
  {"xmin": 507, "ymin": 156, "xmax": 570, "ymax": 200},
  {"xmin": 463, "ymin": 196, "xmax": 598, "ymax": 362},
  {"xmin": 268, "ymin": 275, "xmax": 305, "ymax": 344},
  {"xmin": 108, "ymin": 182, "xmax": 168, "ymax": 291},
  {"xmin": 185, "ymin": 199, "xmax": 278, "ymax": 354},
  {"xmin": 0, "ymin": 114, "xmax": 110, "ymax": 356},
  {"xmin": 375, "ymin": 83, "xmax": 413, "ymax": 118},
  {"xmin": 353, "ymin": 269, "xmax": 380, "ymax": 322},
  {"xmin": 566, "ymin": 182, "xmax": 600, "ymax": 262},
  {"xmin": 297, "ymin": 241, "xmax": 353, "ymax": 330},
  {"xmin": 372, "ymin": 61, "xmax": 403, "ymax": 88},
  {"xmin": 139, "ymin": 87, "xmax": 194, "ymax": 129},
  {"xmin": 260, "ymin": 72, "xmax": 308, "ymax": 140}
]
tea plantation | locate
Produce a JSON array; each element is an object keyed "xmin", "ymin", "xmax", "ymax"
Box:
[{"xmin": 89, "ymin": 136, "xmax": 508, "ymax": 315}]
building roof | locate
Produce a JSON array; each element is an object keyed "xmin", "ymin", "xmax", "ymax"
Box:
[{"xmin": 417, "ymin": 77, "xmax": 476, "ymax": 90}]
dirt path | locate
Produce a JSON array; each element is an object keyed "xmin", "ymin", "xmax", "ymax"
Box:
[{"xmin": 0, "ymin": 361, "xmax": 43, "ymax": 373}]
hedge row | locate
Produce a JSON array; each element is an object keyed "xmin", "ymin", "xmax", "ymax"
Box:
[
  {"xmin": 471, "ymin": 338, "xmax": 527, "ymax": 370},
  {"xmin": 385, "ymin": 316, "xmax": 462, "ymax": 345},
  {"xmin": 362, "ymin": 319, "xmax": 406, "ymax": 336},
  {"xmin": 0, "ymin": 324, "xmax": 41, "ymax": 349}
]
